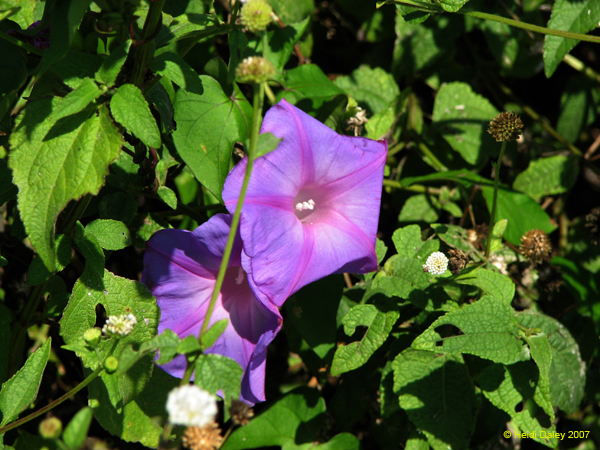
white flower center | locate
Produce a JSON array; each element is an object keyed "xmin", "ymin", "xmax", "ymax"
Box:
[{"xmin": 295, "ymin": 199, "xmax": 315, "ymax": 212}]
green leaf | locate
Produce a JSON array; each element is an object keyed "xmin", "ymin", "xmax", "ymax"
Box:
[
  {"xmin": 9, "ymin": 101, "xmax": 122, "ymax": 271},
  {"xmin": 74, "ymin": 222, "xmax": 105, "ymax": 280},
  {"xmin": 173, "ymin": 76, "xmax": 251, "ymax": 200},
  {"xmin": 87, "ymin": 365, "xmax": 177, "ymax": 447},
  {"xmin": 432, "ymin": 82, "xmax": 499, "ymax": 165},
  {"xmin": 96, "ymin": 40, "xmax": 132, "ymax": 87},
  {"xmin": 331, "ymin": 302, "xmax": 400, "ymax": 375},
  {"xmin": 177, "ymin": 335, "xmax": 202, "ymax": 355},
  {"xmin": 53, "ymin": 52, "xmax": 104, "ymax": 90},
  {"xmin": 146, "ymin": 81, "xmax": 175, "ymax": 134},
  {"xmin": 488, "ymin": 219, "xmax": 507, "ymax": 254},
  {"xmin": 392, "ymin": 349, "xmax": 477, "ymax": 450},
  {"xmin": 60, "ymin": 269, "xmax": 158, "ymax": 408},
  {"xmin": 223, "ymin": 387, "xmax": 325, "ymax": 450},
  {"xmin": 556, "ymin": 76, "xmax": 600, "ymax": 142},
  {"xmin": 373, "ymin": 257, "xmax": 432, "ymax": 305},
  {"xmin": 98, "ymin": 191, "xmax": 138, "ymax": 225},
  {"xmin": 278, "ymin": 64, "xmax": 345, "ymax": 114},
  {"xmin": 391, "ymin": 224, "xmax": 423, "ymax": 258},
  {"xmin": 365, "ymin": 104, "xmax": 395, "ymax": 140},
  {"xmin": 524, "ymin": 333, "xmax": 554, "ymax": 420},
  {"xmin": 195, "ymin": 354, "xmax": 243, "ymax": 405},
  {"xmin": 334, "ymin": 65, "xmax": 400, "ymax": 115},
  {"xmin": 255, "ymin": 132, "xmax": 283, "ymax": 158},
  {"xmin": 412, "ymin": 295, "xmax": 524, "ymax": 364},
  {"xmin": 456, "ymin": 268, "xmax": 515, "ymax": 303},
  {"xmin": 480, "ymin": 185, "xmax": 556, "ymax": 245},
  {"xmin": 264, "ymin": 17, "xmax": 311, "ymax": 73},
  {"xmin": 0, "ymin": 0, "xmax": 35, "ymax": 29},
  {"xmin": 117, "ymin": 329, "xmax": 181, "ymax": 377},
  {"xmin": 52, "ymin": 78, "xmax": 104, "ymax": 121},
  {"xmin": 62, "ymin": 407, "xmax": 93, "ymax": 450},
  {"xmin": 543, "ymin": 0, "xmax": 600, "ymax": 78},
  {"xmin": 157, "ymin": 186, "xmax": 177, "ymax": 209},
  {"xmin": 155, "ymin": 13, "xmax": 214, "ymax": 48},
  {"xmin": 201, "ymin": 319, "xmax": 228, "ymax": 350},
  {"xmin": 0, "ymin": 160, "xmax": 18, "ymax": 206},
  {"xmin": 476, "ymin": 362, "xmax": 558, "ymax": 448},
  {"xmin": 512, "ymin": 155, "xmax": 579, "ymax": 202},
  {"xmin": 398, "ymin": 194, "xmax": 439, "ymax": 222},
  {"xmin": 150, "ymin": 51, "xmax": 204, "ymax": 94},
  {"xmin": 517, "ymin": 311, "xmax": 585, "ymax": 414},
  {"xmin": 27, "ymin": 234, "xmax": 72, "ymax": 286},
  {"xmin": 431, "ymin": 223, "xmax": 474, "ymax": 253},
  {"xmin": 0, "ymin": 338, "xmax": 51, "ymax": 427},
  {"xmin": 284, "ymin": 275, "xmax": 343, "ymax": 361},
  {"xmin": 110, "ymin": 84, "xmax": 161, "ymax": 148},
  {"xmin": 85, "ymin": 219, "xmax": 131, "ymax": 250}
]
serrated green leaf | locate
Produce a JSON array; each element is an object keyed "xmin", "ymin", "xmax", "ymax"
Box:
[
  {"xmin": 392, "ymin": 349, "xmax": 477, "ymax": 450},
  {"xmin": 173, "ymin": 76, "xmax": 251, "ymax": 201},
  {"xmin": 150, "ymin": 51, "xmax": 204, "ymax": 94},
  {"xmin": 52, "ymin": 78, "xmax": 104, "ymax": 121},
  {"xmin": 391, "ymin": 224, "xmax": 423, "ymax": 258},
  {"xmin": 53, "ymin": 52, "xmax": 104, "ymax": 90},
  {"xmin": 334, "ymin": 65, "xmax": 400, "ymax": 115},
  {"xmin": 278, "ymin": 64, "xmax": 345, "ymax": 114},
  {"xmin": 60, "ymin": 269, "xmax": 158, "ymax": 408},
  {"xmin": 517, "ymin": 311, "xmax": 585, "ymax": 414},
  {"xmin": 74, "ymin": 223, "xmax": 105, "ymax": 280},
  {"xmin": 110, "ymin": 84, "xmax": 161, "ymax": 149},
  {"xmin": 524, "ymin": 333, "xmax": 554, "ymax": 420},
  {"xmin": 0, "ymin": 160, "xmax": 17, "ymax": 206},
  {"xmin": 431, "ymin": 223, "xmax": 474, "ymax": 253},
  {"xmin": 0, "ymin": 1, "xmax": 34, "ymax": 29},
  {"xmin": 223, "ymin": 387, "xmax": 325, "ymax": 450},
  {"xmin": 284, "ymin": 275, "xmax": 343, "ymax": 361},
  {"xmin": 157, "ymin": 186, "xmax": 177, "ymax": 209},
  {"xmin": 95, "ymin": 40, "xmax": 132, "ymax": 87},
  {"xmin": 556, "ymin": 76, "xmax": 600, "ymax": 142},
  {"xmin": 0, "ymin": 338, "xmax": 51, "ymax": 427},
  {"xmin": 62, "ymin": 407, "xmax": 93, "ymax": 450},
  {"xmin": 432, "ymin": 82, "xmax": 499, "ymax": 165},
  {"xmin": 255, "ymin": 132, "xmax": 282, "ymax": 158},
  {"xmin": 85, "ymin": 219, "xmax": 131, "ymax": 251},
  {"xmin": 456, "ymin": 268, "xmax": 515, "ymax": 303},
  {"xmin": 177, "ymin": 335, "xmax": 202, "ymax": 355},
  {"xmin": 27, "ymin": 234, "xmax": 72, "ymax": 286},
  {"xmin": 543, "ymin": 0, "xmax": 600, "ymax": 78},
  {"xmin": 366, "ymin": 104, "xmax": 395, "ymax": 140},
  {"xmin": 195, "ymin": 354, "xmax": 243, "ymax": 405},
  {"xmin": 154, "ymin": 13, "xmax": 213, "ymax": 48},
  {"xmin": 398, "ymin": 194, "xmax": 439, "ymax": 222},
  {"xmin": 146, "ymin": 81, "xmax": 175, "ymax": 134},
  {"xmin": 480, "ymin": 185, "xmax": 556, "ymax": 245},
  {"xmin": 512, "ymin": 155, "xmax": 579, "ymax": 201},
  {"xmin": 331, "ymin": 302, "xmax": 400, "ymax": 375},
  {"xmin": 9, "ymin": 102, "xmax": 122, "ymax": 271},
  {"xmin": 412, "ymin": 295, "xmax": 523, "ymax": 364},
  {"xmin": 117, "ymin": 329, "xmax": 181, "ymax": 377},
  {"xmin": 476, "ymin": 362, "xmax": 558, "ymax": 448},
  {"xmin": 201, "ymin": 319, "xmax": 228, "ymax": 350},
  {"xmin": 264, "ymin": 17, "xmax": 311, "ymax": 73},
  {"xmin": 88, "ymin": 365, "xmax": 177, "ymax": 447},
  {"xmin": 373, "ymin": 257, "xmax": 431, "ymax": 302}
]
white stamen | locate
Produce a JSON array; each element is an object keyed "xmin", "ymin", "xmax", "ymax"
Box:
[
  {"xmin": 235, "ymin": 267, "xmax": 245, "ymax": 285},
  {"xmin": 295, "ymin": 199, "xmax": 315, "ymax": 212}
]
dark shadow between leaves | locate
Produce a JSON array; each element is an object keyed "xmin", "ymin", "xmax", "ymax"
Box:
[{"xmin": 43, "ymin": 106, "xmax": 95, "ymax": 142}]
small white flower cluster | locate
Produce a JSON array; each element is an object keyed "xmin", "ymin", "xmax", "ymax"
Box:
[
  {"xmin": 102, "ymin": 313, "xmax": 137, "ymax": 337},
  {"xmin": 166, "ymin": 385, "xmax": 218, "ymax": 428},
  {"xmin": 295, "ymin": 199, "xmax": 315, "ymax": 212},
  {"xmin": 423, "ymin": 252, "xmax": 448, "ymax": 275}
]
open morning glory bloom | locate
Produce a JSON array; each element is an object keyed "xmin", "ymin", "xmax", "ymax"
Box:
[
  {"xmin": 142, "ymin": 214, "xmax": 282, "ymax": 404},
  {"xmin": 222, "ymin": 99, "xmax": 387, "ymax": 307}
]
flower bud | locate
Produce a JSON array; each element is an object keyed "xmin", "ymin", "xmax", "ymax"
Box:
[
  {"xmin": 241, "ymin": 0, "xmax": 273, "ymax": 34},
  {"xmin": 104, "ymin": 356, "xmax": 119, "ymax": 373},
  {"xmin": 39, "ymin": 416, "xmax": 62, "ymax": 439},
  {"xmin": 83, "ymin": 327, "xmax": 102, "ymax": 349},
  {"xmin": 235, "ymin": 57, "xmax": 275, "ymax": 84}
]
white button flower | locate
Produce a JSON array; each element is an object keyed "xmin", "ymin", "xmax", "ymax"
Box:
[
  {"xmin": 166, "ymin": 385, "xmax": 218, "ymax": 428},
  {"xmin": 102, "ymin": 313, "xmax": 137, "ymax": 337},
  {"xmin": 423, "ymin": 252, "xmax": 449, "ymax": 275}
]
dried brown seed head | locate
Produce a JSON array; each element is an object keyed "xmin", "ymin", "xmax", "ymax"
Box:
[
  {"xmin": 448, "ymin": 248, "xmax": 468, "ymax": 275},
  {"xmin": 230, "ymin": 399, "xmax": 254, "ymax": 426},
  {"xmin": 488, "ymin": 111, "xmax": 523, "ymax": 142},
  {"xmin": 183, "ymin": 422, "xmax": 223, "ymax": 450},
  {"xmin": 519, "ymin": 229, "xmax": 552, "ymax": 264}
]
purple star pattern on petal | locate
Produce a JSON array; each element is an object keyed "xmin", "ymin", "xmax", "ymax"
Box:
[
  {"xmin": 222, "ymin": 99, "xmax": 387, "ymax": 307},
  {"xmin": 142, "ymin": 214, "xmax": 282, "ymax": 404}
]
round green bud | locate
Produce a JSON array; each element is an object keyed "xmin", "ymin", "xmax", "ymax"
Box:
[
  {"xmin": 39, "ymin": 417, "xmax": 62, "ymax": 439},
  {"xmin": 104, "ymin": 356, "xmax": 119, "ymax": 374},
  {"xmin": 235, "ymin": 57, "xmax": 276, "ymax": 84},
  {"xmin": 241, "ymin": 0, "xmax": 273, "ymax": 34},
  {"xmin": 83, "ymin": 327, "xmax": 102, "ymax": 349}
]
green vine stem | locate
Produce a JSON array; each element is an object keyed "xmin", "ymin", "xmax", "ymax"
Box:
[
  {"xmin": 0, "ymin": 366, "xmax": 104, "ymax": 435},
  {"xmin": 389, "ymin": 0, "xmax": 600, "ymax": 44},
  {"xmin": 383, "ymin": 179, "xmax": 442, "ymax": 195},
  {"xmin": 485, "ymin": 141, "xmax": 507, "ymax": 258},
  {"xmin": 130, "ymin": 0, "xmax": 166, "ymax": 88}
]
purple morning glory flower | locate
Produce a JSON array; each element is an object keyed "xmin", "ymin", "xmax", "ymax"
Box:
[
  {"xmin": 222, "ymin": 99, "xmax": 387, "ymax": 307},
  {"xmin": 142, "ymin": 214, "xmax": 282, "ymax": 404}
]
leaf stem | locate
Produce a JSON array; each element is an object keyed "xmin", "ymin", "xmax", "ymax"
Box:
[
  {"xmin": 485, "ymin": 141, "xmax": 506, "ymax": 258},
  {"xmin": 382, "ymin": 179, "xmax": 442, "ymax": 195},
  {"xmin": 130, "ymin": 0, "xmax": 166, "ymax": 88},
  {"xmin": 0, "ymin": 366, "xmax": 103, "ymax": 435}
]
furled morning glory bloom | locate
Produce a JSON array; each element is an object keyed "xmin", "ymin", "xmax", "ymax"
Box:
[
  {"xmin": 142, "ymin": 214, "xmax": 282, "ymax": 404},
  {"xmin": 222, "ymin": 99, "xmax": 387, "ymax": 307}
]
